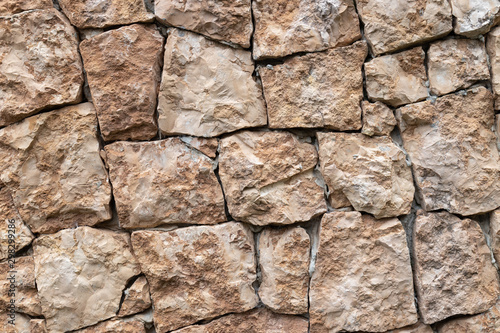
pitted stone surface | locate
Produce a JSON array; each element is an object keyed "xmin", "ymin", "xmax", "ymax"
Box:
[
  {"xmin": 0, "ymin": 0, "xmax": 52, "ymax": 15},
  {"xmin": 450, "ymin": 0, "xmax": 500, "ymax": 37},
  {"xmin": 361, "ymin": 101, "xmax": 397, "ymax": 136}
]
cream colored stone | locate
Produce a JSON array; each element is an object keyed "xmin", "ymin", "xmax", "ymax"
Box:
[
  {"xmin": 487, "ymin": 26, "xmax": 500, "ymax": 109},
  {"xmin": 172, "ymin": 308, "xmax": 308, "ymax": 333},
  {"xmin": 0, "ymin": 256, "xmax": 41, "ymax": 316},
  {"xmin": 413, "ymin": 211, "xmax": 500, "ymax": 324},
  {"xmin": 104, "ymin": 138, "xmax": 225, "ymax": 229},
  {"xmin": 80, "ymin": 24, "xmax": 163, "ymax": 141},
  {"xmin": 428, "ymin": 38, "xmax": 490, "ymax": 96},
  {"xmin": 74, "ymin": 319, "xmax": 146, "ymax": 333},
  {"xmin": 0, "ymin": 312, "xmax": 31, "ymax": 333},
  {"xmin": 33, "ymin": 227, "xmax": 140, "ymax": 333},
  {"xmin": 117, "ymin": 276, "xmax": 152, "ymax": 317},
  {"xmin": 365, "ymin": 47, "xmax": 428, "ymax": 107},
  {"xmin": 0, "ymin": 188, "xmax": 33, "ymax": 260},
  {"xmin": 355, "ymin": 0, "xmax": 452, "ymax": 55},
  {"xmin": 0, "ymin": 9, "xmax": 83, "ymax": 127},
  {"xmin": 388, "ymin": 322, "xmax": 433, "ymax": 333},
  {"xmin": 158, "ymin": 29, "xmax": 266, "ymax": 137},
  {"xmin": 30, "ymin": 319, "xmax": 47, "ymax": 333},
  {"xmin": 361, "ymin": 101, "xmax": 397, "ymax": 136},
  {"xmin": 317, "ymin": 132, "xmax": 414, "ymax": 218},
  {"xmin": 131, "ymin": 222, "xmax": 258, "ymax": 333},
  {"xmin": 438, "ymin": 298, "xmax": 500, "ymax": 332},
  {"xmin": 490, "ymin": 209, "xmax": 500, "ymax": 264},
  {"xmin": 310, "ymin": 212, "xmax": 418, "ymax": 332},
  {"xmin": 155, "ymin": 0, "xmax": 252, "ymax": 47},
  {"xmin": 259, "ymin": 227, "xmax": 310, "ymax": 314},
  {"xmin": 253, "ymin": 0, "xmax": 361, "ymax": 59},
  {"xmin": 219, "ymin": 131, "xmax": 327, "ymax": 226},
  {"xmin": 259, "ymin": 41, "xmax": 367, "ymax": 130},
  {"xmin": 179, "ymin": 137, "xmax": 219, "ymax": 159},
  {"xmin": 0, "ymin": 0, "xmax": 52, "ymax": 15},
  {"xmin": 396, "ymin": 87, "xmax": 500, "ymax": 216},
  {"xmin": 450, "ymin": 0, "xmax": 500, "ymax": 37},
  {"xmin": 58, "ymin": 0, "xmax": 154, "ymax": 29},
  {"xmin": 0, "ymin": 103, "xmax": 111, "ymax": 234}
]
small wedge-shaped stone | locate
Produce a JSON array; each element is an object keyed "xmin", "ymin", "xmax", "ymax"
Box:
[
  {"xmin": 172, "ymin": 308, "xmax": 308, "ymax": 333},
  {"xmin": 219, "ymin": 131, "xmax": 327, "ymax": 225},
  {"xmin": 428, "ymin": 38, "xmax": 490, "ymax": 96},
  {"xmin": 317, "ymin": 132, "xmax": 414, "ymax": 218},
  {"xmin": 259, "ymin": 227, "xmax": 310, "ymax": 314},
  {"xmin": 0, "ymin": 188, "xmax": 34, "ymax": 260},
  {"xmin": 33, "ymin": 227, "xmax": 140, "ymax": 333},
  {"xmin": 259, "ymin": 41, "xmax": 367, "ymax": 130},
  {"xmin": 117, "ymin": 276, "xmax": 152, "ymax": 317},
  {"xmin": 487, "ymin": 26, "xmax": 500, "ymax": 109},
  {"xmin": 355, "ymin": 0, "xmax": 453, "ymax": 55},
  {"xmin": 253, "ymin": 0, "xmax": 361, "ymax": 59},
  {"xmin": 80, "ymin": 24, "xmax": 163, "ymax": 141},
  {"xmin": 131, "ymin": 222, "xmax": 258, "ymax": 333},
  {"xmin": 0, "ymin": 9, "xmax": 83, "ymax": 127},
  {"xmin": 0, "ymin": 103, "xmax": 112, "ymax": 234},
  {"xmin": 158, "ymin": 29, "xmax": 266, "ymax": 137},
  {"xmin": 58, "ymin": 0, "xmax": 153, "ymax": 29},
  {"xmin": 438, "ymin": 298, "xmax": 500, "ymax": 332},
  {"xmin": 0, "ymin": 256, "xmax": 41, "ymax": 316},
  {"xmin": 0, "ymin": 0, "xmax": 52, "ymax": 15},
  {"xmin": 365, "ymin": 47, "xmax": 428, "ymax": 107},
  {"xmin": 310, "ymin": 212, "xmax": 418, "ymax": 332},
  {"xmin": 397, "ymin": 87, "xmax": 500, "ymax": 216},
  {"xmin": 413, "ymin": 211, "xmax": 500, "ymax": 324},
  {"xmin": 361, "ymin": 101, "xmax": 397, "ymax": 136},
  {"xmin": 74, "ymin": 319, "xmax": 146, "ymax": 333},
  {"xmin": 490, "ymin": 209, "xmax": 500, "ymax": 264},
  {"xmin": 104, "ymin": 138, "xmax": 225, "ymax": 228},
  {"xmin": 155, "ymin": 0, "xmax": 252, "ymax": 47},
  {"xmin": 450, "ymin": 0, "xmax": 500, "ymax": 37}
]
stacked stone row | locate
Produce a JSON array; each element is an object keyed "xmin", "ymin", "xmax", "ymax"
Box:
[{"xmin": 1, "ymin": 0, "xmax": 500, "ymax": 333}]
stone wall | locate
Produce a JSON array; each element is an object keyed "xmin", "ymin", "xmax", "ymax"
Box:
[{"xmin": 1, "ymin": 1, "xmax": 500, "ymax": 332}]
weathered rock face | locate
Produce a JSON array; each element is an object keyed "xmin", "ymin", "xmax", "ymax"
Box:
[
  {"xmin": 158, "ymin": 29, "xmax": 267, "ymax": 137},
  {"xmin": 104, "ymin": 138, "xmax": 226, "ymax": 229},
  {"xmin": 33, "ymin": 227, "xmax": 140, "ymax": 333},
  {"xmin": 155, "ymin": 0, "xmax": 252, "ymax": 47},
  {"xmin": 428, "ymin": 38, "xmax": 490, "ymax": 96},
  {"xmin": 450, "ymin": 0, "xmax": 500, "ymax": 37},
  {"xmin": 361, "ymin": 101, "xmax": 397, "ymax": 136},
  {"xmin": 219, "ymin": 131, "xmax": 327, "ymax": 225},
  {"xmin": 179, "ymin": 137, "xmax": 219, "ymax": 159},
  {"xmin": 117, "ymin": 276, "xmax": 152, "ymax": 317},
  {"xmin": 0, "ymin": 0, "xmax": 52, "ymax": 15},
  {"xmin": 172, "ymin": 308, "xmax": 309, "ymax": 333},
  {"xmin": 0, "ymin": 312, "xmax": 31, "ymax": 333},
  {"xmin": 412, "ymin": 211, "xmax": 500, "ymax": 324},
  {"xmin": 396, "ymin": 87, "xmax": 500, "ymax": 216},
  {"xmin": 0, "ymin": 9, "xmax": 83, "ymax": 127},
  {"xmin": 30, "ymin": 319, "xmax": 48, "ymax": 333},
  {"xmin": 310, "ymin": 212, "xmax": 418, "ymax": 332},
  {"xmin": 355, "ymin": 0, "xmax": 453, "ymax": 55},
  {"xmin": 0, "ymin": 103, "xmax": 112, "ymax": 234},
  {"xmin": 131, "ymin": 222, "xmax": 258, "ymax": 333},
  {"xmin": 438, "ymin": 298, "xmax": 500, "ymax": 332},
  {"xmin": 388, "ymin": 322, "xmax": 434, "ymax": 333},
  {"xmin": 317, "ymin": 132, "xmax": 414, "ymax": 218},
  {"xmin": 259, "ymin": 227, "xmax": 310, "ymax": 314},
  {"xmin": 80, "ymin": 24, "xmax": 162, "ymax": 141},
  {"xmin": 252, "ymin": 0, "xmax": 361, "ymax": 60},
  {"xmin": 58, "ymin": 0, "xmax": 154, "ymax": 29},
  {"xmin": 74, "ymin": 319, "xmax": 146, "ymax": 333},
  {"xmin": 490, "ymin": 209, "xmax": 500, "ymax": 264},
  {"xmin": 0, "ymin": 256, "xmax": 41, "ymax": 316},
  {"xmin": 487, "ymin": 26, "xmax": 500, "ymax": 109},
  {"xmin": 259, "ymin": 41, "xmax": 367, "ymax": 130},
  {"xmin": 365, "ymin": 47, "xmax": 428, "ymax": 107},
  {"xmin": 0, "ymin": 188, "xmax": 34, "ymax": 260}
]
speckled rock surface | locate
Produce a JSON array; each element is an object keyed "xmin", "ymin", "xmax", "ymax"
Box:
[
  {"xmin": 0, "ymin": 103, "xmax": 112, "ymax": 234},
  {"xmin": 179, "ymin": 137, "xmax": 219, "ymax": 159},
  {"xmin": 490, "ymin": 209, "xmax": 500, "ymax": 265},
  {"xmin": 361, "ymin": 101, "xmax": 397, "ymax": 136},
  {"xmin": 0, "ymin": 9, "xmax": 83, "ymax": 127},
  {"xmin": 438, "ymin": 298, "xmax": 500, "ymax": 332},
  {"xmin": 131, "ymin": 222, "xmax": 258, "ymax": 332},
  {"xmin": 413, "ymin": 211, "xmax": 500, "ymax": 324},
  {"xmin": 388, "ymin": 322, "xmax": 434, "ymax": 333},
  {"xmin": 0, "ymin": 0, "xmax": 52, "ymax": 15},
  {"xmin": 310, "ymin": 211, "xmax": 418, "ymax": 332},
  {"xmin": 450, "ymin": 0, "xmax": 500, "ymax": 37},
  {"xmin": 117, "ymin": 276, "xmax": 152, "ymax": 317},
  {"xmin": 74, "ymin": 319, "xmax": 147, "ymax": 333},
  {"xmin": 487, "ymin": 26, "xmax": 500, "ymax": 109},
  {"xmin": 259, "ymin": 41, "xmax": 367, "ymax": 130}
]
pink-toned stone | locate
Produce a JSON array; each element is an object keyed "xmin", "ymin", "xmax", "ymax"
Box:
[
  {"xmin": 219, "ymin": 131, "xmax": 326, "ymax": 226},
  {"xmin": 361, "ymin": 101, "xmax": 397, "ymax": 136},
  {"xmin": 0, "ymin": 9, "xmax": 83, "ymax": 127},
  {"xmin": 179, "ymin": 137, "xmax": 219, "ymax": 159},
  {"xmin": 104, "ymin": 138, "xmax": 226, "ymax": 229},
  {"xmin": 74, "ymin": 319, "xmax": 146, "ymax": 333},
  {"xmin": 0, "ymin": 0, "xmax": 52, "ymax": 15},
  {"xmin": 117, "ymin": 276, "xmax": 152, "ymax": 317},
  {"xmin": 438, "ymin": 298, "xmax": 500, "ymax": 332},
  {"xmin": 310, "ymin": 212, "xmax": 418, "ymax": 332},
  {"xmin": 0, "ymin": 103, "xmax": 112, "ymax": 234},
  {"xmin": 413, "ymin": 211, "xmax": 500, "ymax": 324},
  {"xmin": 487, "ymin": 26, "xmax": 500, "ymax": 109},
  {"xmin": 30, "ymin": 319, "xmax": 48, "ymax": 333},
  {"xmin": 80, "ymin": 24, "xmax": 163, "ymax": 141}
]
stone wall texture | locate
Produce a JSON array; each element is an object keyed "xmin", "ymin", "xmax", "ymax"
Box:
[{"xmin": 1, "ymin": 1, "xmax": 500, "ymax": 333}]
